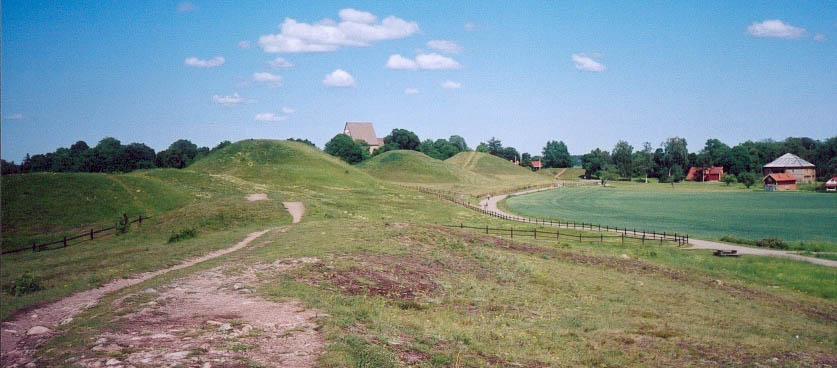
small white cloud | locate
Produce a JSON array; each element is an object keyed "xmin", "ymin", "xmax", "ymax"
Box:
[
  {"xmin": 177, "ymin": 1, "xmax": 197, "ymax": 12},
  {"xmin": 282, "ymin": 107, "xmax": 295, "ymax": 114},
  {"xmin": 386, "ymin": 53, "xmax": 461, "ymax": 70},
  {"xmin": 572, "ymin": 53, "xmax": 606, "ymax": 72},
  {"xmin": 212, "ymin": 93, "xmax": 244, "ymax": 106},
  {"xmin": 338, "ymin": 8, "xmax": 377, "ymax": 24},
  {"xmin": 385, "ymin": 54, "xmax": 418, "ymax": 70},
  {"xmin": 184, "ymin": 56, "xmax": 225, "ymax": 68},
  {"xmin": 426, "ymin": 40, "xmax": 462, "ymax": 54},
  {"xmin": 237, "ymin": 40, "xmax": 252, "ymax": 49},
  {"xmin": 747, "ymin": 19, "xmax": 806, "ymax": 39},
  {"xmin": 4, "ymin": 113, "xmax": 24, "ymax": 120},
  {"xmin": 464, "ymin": 22, "xmax": 477, "ymax": 31},
  {"xmin": 404, "ymin": 88, "xmax": 420, "ymax": 95},
  {"xmin": 323, "ymin": 69, "xmax": 356, "ymax": 87},
  {"xmin": 258, "ymin": 10, "xmax": 419, "ymax": 53},
  {"xmin": 254, "ymin": 113, "xmax": 288, "ymax": 122},
  {"xmin": 268, "ymin": 57, "xmax": 293, "ymax": 68},
  {"xmin": 252, "ymin": 72, "xmax": 283, "ymax": 86},
  {"xmin": 440, "ymin": 80, "xmax": 461, "ymax": 89},
  {"xmin": 814, "ymin": 33, "xmax": 827, "ymax": 41}
]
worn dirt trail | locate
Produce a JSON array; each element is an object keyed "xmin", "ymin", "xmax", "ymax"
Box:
[
  {"xmin": 480, "ymin": 189, "xmax": 837, "ymax": 267},
  {"xmin": 1, "ymin": 229, "xmax": 272, "ymax": 367},
  {"xmin": 283, "ymin": 202, "xmax": 305, "ymax": 224}
]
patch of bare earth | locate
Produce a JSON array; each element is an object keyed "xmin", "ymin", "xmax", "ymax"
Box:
[
  {"xmin": 301, "ymin": 255, "xmax": 438, "ymax": 301},
  {"xmin": 246, "ymin": 193, "xmax": 268, "ymax": 201},
  {"xmin": 66, "ymin": 260, "xmax": 323, "ymax": 368}
]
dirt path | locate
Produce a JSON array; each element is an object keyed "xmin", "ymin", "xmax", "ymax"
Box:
[
  {"xmin": 283, "ymin": 202, "xmax": 305, "ymax": 224},
  {"xmin": 480, "ymin": 189, "xmax": 837, "ymax": 268},
  {"xmin": 553, "ymin": 168, "xmax": 567, "ymax": 180},
  {"xmin": 1, "ymin": 229, "xmax": 272, "ymax": 367}
]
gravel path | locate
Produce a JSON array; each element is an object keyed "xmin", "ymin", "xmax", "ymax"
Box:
[
  {"xmin": 1, "ymin": 229, "xmax": 273, "ymax": 367},
  {"xmin": 283, "ymin": 202, "xmax": 305, "ymax": 224},
  {"xmin": 480, "ymin": 189, "xmax": 837, "ymax": 267}
]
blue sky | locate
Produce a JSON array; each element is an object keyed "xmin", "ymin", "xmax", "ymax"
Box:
[{"xmin": 2, "ymin": 1, "xmax": 835, "ymax": 162}]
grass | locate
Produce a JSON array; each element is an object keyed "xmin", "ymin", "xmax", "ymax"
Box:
[
  {"xmin": 503, "ymin": 185, "xmax": 837, "ymax": 246},
  {"xmin": 4, "ymin": 139, "xmax": 836, "ymax": 366}
]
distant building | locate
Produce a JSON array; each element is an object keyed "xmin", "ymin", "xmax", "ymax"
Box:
[
  {"xmin": 686, "ymin": 166, "xmax": 724, "ymax": 182},
  {"xmin": 531, "ymin": 160, "xmax": 542, "ymax": 170},
  {"xmin": 826, "ymin": 176, "xmax": 837, "ymax": 192},
  {"xmin": 762, "ymin": 153, "xmax": 816, "ymax": 184},
  {"xmin": 343, "ymin": 122, "xmax": 384, "ymax": 154},
  {"xmin": 763, "ymin": 173, "xmax": 797, "ymax": 191}
]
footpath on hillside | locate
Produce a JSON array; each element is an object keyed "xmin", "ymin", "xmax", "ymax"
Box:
[
  {"xmin": 1, "ymin": 202, "xmax": 311, "ymax": 367},
  {"xmin": 480, "ymin": 189, "xmax": 837, "ymax": 268}
]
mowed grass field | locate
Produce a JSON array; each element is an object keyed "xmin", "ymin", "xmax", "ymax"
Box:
[{"xmin": 503, "ymin": 185, "xmax": 837, "ymax": 244}]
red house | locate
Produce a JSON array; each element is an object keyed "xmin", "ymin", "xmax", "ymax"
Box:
[
  {"xmin": 826, "ymin": 176, "xmax": 837, "ymax": 192},
  {"xmin": 686, "ymin": 166, "xmax": 724, "ymax": 182},
  {"xmin": 763, "ymin": 173, "xmax": 797, "ymax": 191},
  {"xmin": 530, "ymin": 160, "xmax": 543, "ymax": 171}
]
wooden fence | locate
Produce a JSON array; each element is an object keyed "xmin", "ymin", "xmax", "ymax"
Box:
[
  {"xmin": 447, "ymin": 223, "xmax": 684, "ymax": 246},
  {"xmin": 413, "ymin": 186, "xmax": 689, "ymax": 246},
  {"xmin": 1, "ymin": 214, "xmax": 150, "ymax": 255}
]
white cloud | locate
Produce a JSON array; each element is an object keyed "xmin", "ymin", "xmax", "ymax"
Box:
[
  {"xmin": 404, "ymin": 88, "xmax": 419, "ymax": 95},
  {"xmin": 184, "ymin": 56, "xmax": 225, "ymax": 68},
  {"xmin": 282, "ymin": 107, "xmax": 295, "ymax": 114},
  {"xmin": 338, "ymin": 8, "xmax": 377, "ymax": 24},
  {"xmin": 571, "ymin": 54, "xmax": 606, "ymax": 72},
  {"xmin": 385, "ymin": 54, "xmax": 418, "ymax": 70},
  {"xmin": 440, "ymin": 80, "xmax": 461, "ymax": 89},
  {"xmin": 212, "ymin": 93, "xmax": 243, "ymax": 106},
  {"xmin": 252, "ymin": 72, "xmax": 283, "ymax": 86},
  {"xmin": 814, "ymin": 33, "xmax": 827, "ymax": 41},
  {"xmin": 426, "ymin": 40, "xmax": 462, "ymax": 54},
  {"xmin": 323, "ymin": 69, "xmax": 356, "ymax": 87},
  {"xmin": 747, "ymin": 20, "xmax": 806, "ymax": 39},
  {"xmin": 237, "ymin": 40, "xmax": 251, "ymax": 49},
  {"xmin": 254, "ymin": 113, "xmax": 288, "ymax": 122},
  {"xmin": 268, "ymin": 57, "xmax": 293, "ymax": 68},
  {"xmin": 177, "ymin": 2, "xmax": 197, "ymax": 12},
  {"xmin": 4, "ymin": 113, "xmax": 24, "ymax": 120},
  {"xmin": 464, "ymin": 22, "xmax": 477, "ymax": 31},
  {"xmin": 258, "ymin": 9, "xmax": 419, "ymax": 53},
  {"xmin": 386, "ymin": 53, "xmax": 461, "ymax": 70}
]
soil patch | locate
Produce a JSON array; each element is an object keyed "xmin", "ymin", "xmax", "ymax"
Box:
[
  {"xmin": 246, "ymin": 193, "xmax": 268, "ymax": 201},
  {"xmin": 302, "ymin": 255, "xmax": 438, "ymax": 301},
  {"xmin": 283, "ymin": 202, "xmax": 305, "ymax": 224},
  {"xmin": 67, "ymin": 265, "xmax": 324, "ymax": 367}
]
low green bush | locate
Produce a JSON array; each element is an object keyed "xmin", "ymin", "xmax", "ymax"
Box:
[
  {"xmin": 4, "ymin": 274, "xmax": 44, "ymax": 296},
  {"xmin": 167, "ymin": 227, "xmax": 197, "ymax": 243},
  {"xmin": 720, "ymin": 235, "xmax": 787, "ymax": 249}
]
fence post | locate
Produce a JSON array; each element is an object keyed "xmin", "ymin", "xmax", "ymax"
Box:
[
  {"xmin": 485, "ymin": 225, "xmax": 488, "ymax": 234},
  {"xmin": 557, "ymin": 230, "xmax": 560, "ymax": 241},
  {"xmin": 621, "ymin": 233, "xmax": 624, "ymax": 245},
  {"xmin": 534, "ymin": 228, "xmax": 537, "ymax": 239},
  {"xmin": 642, "ymin": 235, "xmax": 645, "ymax": 245},
  {"xmin": 32, "ymin": 242, "xmax": 36, "ymax": 253},
  {"xmin": 138, "ymin": 215, "xmax": 143, "ymax": 225},
  {"xmin": 460, "ymin": 223, "xmax": 463, "ymax": 229},
  {"xmin": 600, "ymin": 233, "xmax": 603, "ymax": 243},
  {"xmin": 63, "ymin": 236, "xmax": 67, "ymax": 248},
  {"xmin": 579, "ymin": 233, "xmax": 582, "ymax": 242},
  {"xmin": 511, "ymin": 227, "xmax": 513, "ymax": 239},
  {"xmin": 90, "ymin": 229, "xmax": 94, "ymax": 240}
]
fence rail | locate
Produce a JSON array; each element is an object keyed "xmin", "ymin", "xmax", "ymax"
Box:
[
  {"xmin": 413, "ymin": 186, "xmax": 689, "ymax": 246},
  {"xmin": 1, "ymin": 214, "xmax": 150, "ymax": 255},
  {"xmin": 446, "ymin": 223, "xmax": 683, "ymax": 245}
]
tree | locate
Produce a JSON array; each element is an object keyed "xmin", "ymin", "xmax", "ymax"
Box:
[
  {"xmin": 670, "ymin": 164, "xmax": 685, "ymax": 183},
  {"xmin": 520, "ymin": 152, "xmax": 532, "ymax": 168},
  {"xmin": 92, "ymin": 137, "xmax": 123, "ymax": 172},
  {"xmin": 120, "ymin": 143, "xmax": 156, "ymax": 171},
  {"xmin": 287, "ymin": 138, "xmax": 316, "ymax": 148},
  {"xmin": 475, "ymin": 143, "xmax": 489, "ymax": 153},
  {"xmin": 721, "ymin": 173, "xmax": 736, "ymax": 186},
  {"xmin": 631, "ymin": 142, "xmax": 654, "ymax": 181},
  {"xmin": 663, "ymin": 137, "xmax": 688, "ymax": 169},
  {"xmin": 600, "ymin": 166, "xmax": 620, "ymax": 186},
  {"xmin": 738, "ymin": 172, "xmax": 757, "ymax": 189},
  {"xmin": 212, "ymin": 140, "xmax": 233, "ymax": 152},
  {"xmin": 581, "ymin": 148, "xmax": 611, "ymax": 179},
  {"xmin": 541, "ymin": 140, "xmax": 572, "ymax": 168},
  {"xmin": 384, "ymin": 129, "xmax": 420, "ymax": 150},
  {"xmin": 156, "ymin": 139, "xmax": 198, "ymax": 169},
  {"xmin": 693, "ymin": 152, "xmax": 711, "ymax": 182},
  {"xmin": 324, "ymin": 134, "xmax": 366, "ymax": 164},
  {"xmin": 418, "ymin": 139, "xmax": 442, "ymax": 159},
  {"xmin": 1, "ymin": 159, "xmax": 21, "ymax": 175},
  {"xmin": 486, "ymin": 137, "xmax": 503, "ymax": 156},
  {"xmin": 703, "ymin": 138, "xmax": 730, "ymax": 166},
  {"xmin": 611, "ymin": 140, "xmax": 633, "ymax": 178},
  {"xmin": 448, "ymin": 135, "xmax": 469, "ymax": 151}
]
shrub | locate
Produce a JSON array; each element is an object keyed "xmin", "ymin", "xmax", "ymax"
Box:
[
  {"xmin": 756, "ymin": 237, "xmax": 788, "ymax": 249},
  {"xmin": 722, "ymin": 174, "xmax": 736, "ymax": 186},
  {"xmin": 168, "ymin": 227, "xmax": 197, "ymax": 243},
  {"xmin": 4, "ymin": 274, "xmax": 44, "ymax": 296}
]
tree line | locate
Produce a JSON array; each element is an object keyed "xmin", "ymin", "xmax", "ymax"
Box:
[
  {"xmin": 580, "ymin": 136, "xmax": 837, "ymax": 185},
  {"xmin": 323, "ymin": 129, "xmax": 471, "ymax": 164},
  {"xmin": 1, "ymin": 138, "xmax": 233, "ymax": 175}
]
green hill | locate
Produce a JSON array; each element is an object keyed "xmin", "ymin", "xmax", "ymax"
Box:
[
  {"xmin": 358, "ymin": 150, "xmax": 474, "ymax": 184},
  {"xmin": 446, "ymin": 151, "xmax": 541, "ymax": 177}
]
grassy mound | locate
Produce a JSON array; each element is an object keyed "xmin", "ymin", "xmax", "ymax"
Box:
[
  {"xmin": 447, "ymin": 151, "xmax": 538, "ymax": 177},
  {"xmin": 358, "ymin": 150, "xmax": 475, "ymax": 184},
  {"xmin": 189, "ymin": 139, "xmax": 376, "ymax": 188}
]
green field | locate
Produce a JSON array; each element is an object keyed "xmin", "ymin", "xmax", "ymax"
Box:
[{"xmin": 504, "ymin": 185, "xmax": 837, "ymax": 244}]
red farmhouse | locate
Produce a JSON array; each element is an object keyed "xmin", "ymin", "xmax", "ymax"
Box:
[
  {"xmin": 763, "ymin": 173, "xmax": 797, "ymax": 191},
  {"xmin": 686, "ymin": 166, "xmax": 724, "ymax": 182}
]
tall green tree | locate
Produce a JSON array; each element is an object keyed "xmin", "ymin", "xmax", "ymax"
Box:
[
  {"xmin": 384, "ymin": 129, "xmax": 420, "ymax": 150},
  {"xmin": 541, "ymin": 140, "xmax": 572, "ymax": 168},
  {"xmin": 611, "ymin": 140, "xmax": 633, "ymax": 178},
  {"xmin": 581, "ymin": 148, "xmax": 611, "ymax": 179},
  {"xmin": 324, "ymin": 134, "xmax": 366, "ymax": 164},
  {"xmin": 448, "ymin": 135, "xmax": 469, "ymax": 151},
  {"xmin": 486, "ymin": 137, "xmax": 503, "ymax": 155}
]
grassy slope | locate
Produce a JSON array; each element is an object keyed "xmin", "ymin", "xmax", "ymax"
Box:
[
  {"xmin": 357, "ymin": 150, "xmax": 470, "ymax": 184},
  {"xmin": 503, "ymin": 185, "xmax": 837, "ymax": 245},
  {"xmin": 3, "ymin": 140, "xmax": 836, "ymax": 366}
]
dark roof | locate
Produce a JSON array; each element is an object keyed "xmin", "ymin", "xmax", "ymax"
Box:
[
  {"xmin": 343, "ymin": 122, "xmax": 381, "ymax": 146},
  {"xmin": 763, "ymin": 153, "xmax": 815, "ymax": 168}
]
